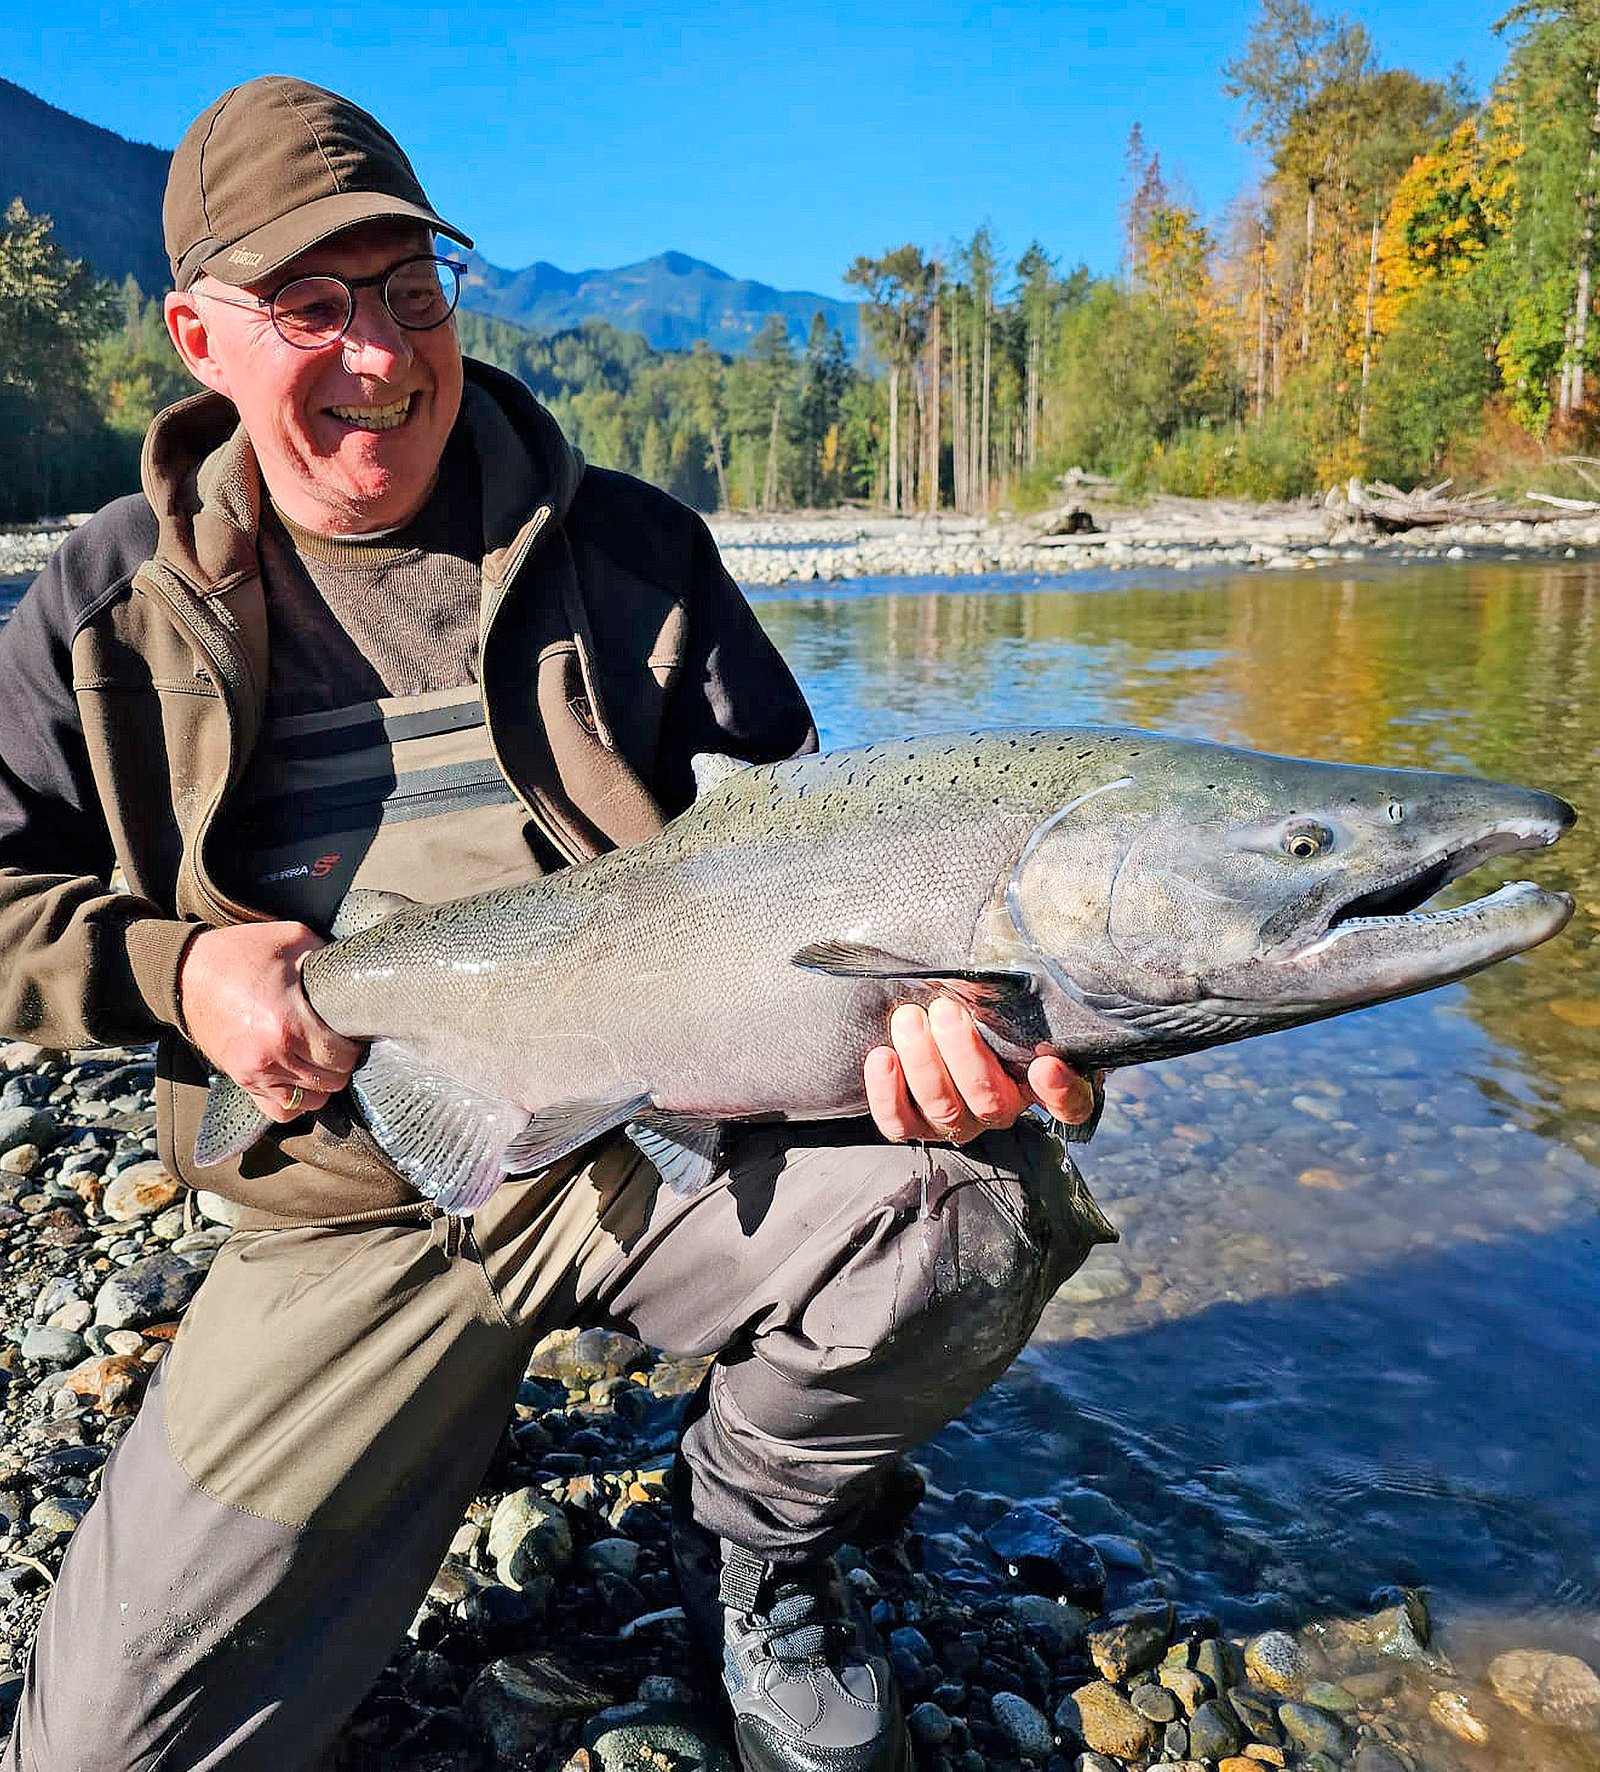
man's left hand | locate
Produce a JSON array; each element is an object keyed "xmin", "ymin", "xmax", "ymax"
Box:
[{"xmin": 864, "ymin": 996, "xmax": 1096, "ymax": 1145}]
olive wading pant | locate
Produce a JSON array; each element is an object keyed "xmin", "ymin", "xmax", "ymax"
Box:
[{"xmin": 3, "ymin": 1120, "xmax": 1114, "ymax": 1772}]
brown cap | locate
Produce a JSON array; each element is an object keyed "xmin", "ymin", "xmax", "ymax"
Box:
[{"xmin": 164, "ymin": 75, "xmax": 473, "ymax": 290}]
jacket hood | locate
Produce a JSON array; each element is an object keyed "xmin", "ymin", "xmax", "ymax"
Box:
[{"xmin": 138, "ymin": 357, "xmax": 585, "ymax": 584}]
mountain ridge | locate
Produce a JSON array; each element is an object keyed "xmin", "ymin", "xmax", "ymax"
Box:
[{"xmin": 0, "ymin": 79, "xmax": 859, "ymax": 355}]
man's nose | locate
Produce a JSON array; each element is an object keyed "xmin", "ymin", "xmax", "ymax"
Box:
[{"xmin": 338, "ymin": 292, "xmax": 413, "ymax": 374}]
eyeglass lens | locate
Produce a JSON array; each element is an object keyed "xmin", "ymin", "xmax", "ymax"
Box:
[{"xmin": 271, "ymin": 257, "xmax": 461, "ymax": 347}]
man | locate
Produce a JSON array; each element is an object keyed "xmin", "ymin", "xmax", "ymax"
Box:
[{"xmin": 0, "ymin": 77, "xmax": 1107, "ymax": 1772}]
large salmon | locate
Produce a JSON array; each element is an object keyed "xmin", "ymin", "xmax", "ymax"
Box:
[{"xmin": 197, "ymin": 728, "xmax": 1575, "ymax": 1212}]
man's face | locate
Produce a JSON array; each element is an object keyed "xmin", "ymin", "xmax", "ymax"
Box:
[{"xmin": 166, "ymin": 220, "xmax": 464, "ymax": 535}]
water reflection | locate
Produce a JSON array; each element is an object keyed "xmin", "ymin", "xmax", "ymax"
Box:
[{"xmin": 752, "ymin": 561, "xmax": 1600, "ymax": 1684}]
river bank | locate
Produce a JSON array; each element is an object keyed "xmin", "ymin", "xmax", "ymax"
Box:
[
  {"xmin": 707, "ymin": 494, "xmax": 1600, "ymax": 584},
  {"xmin": 1, "ymin": 1042, "xmax": 1598, "ymax": 1771},
  {"xmin": 10, "ymin": 489, "xmax": 1600, "ymax": 601}
]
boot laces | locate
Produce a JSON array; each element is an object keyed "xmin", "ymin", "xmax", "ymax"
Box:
[{"xmin": 753, "ymin": 1565, "xmax": 852, "ymax": 1668}]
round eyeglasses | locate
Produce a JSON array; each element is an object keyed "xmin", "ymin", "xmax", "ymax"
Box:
[{"xmin": 193, "ymin": 255, "xmax": 465, "ymax": 350}]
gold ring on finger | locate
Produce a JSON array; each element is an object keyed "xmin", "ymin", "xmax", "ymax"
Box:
[{"xmin": 286, "ymin": 1085, "xmax": 305, "ymax": 1113}]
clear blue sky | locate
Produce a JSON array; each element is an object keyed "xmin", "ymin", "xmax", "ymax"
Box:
[{"xmin": 3, "ymin": 0, "xmax": 1513, "ymax": 300}]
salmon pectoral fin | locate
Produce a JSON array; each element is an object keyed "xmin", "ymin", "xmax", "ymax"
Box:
[
  {"xmin": 194, "ymin": 1075, "xmax": 273, "ymax": 1168},
  {"xmin": 352, "ymin": 1040, "xmax": 648, "ymax": 1216},
  {"xmin": 624, "ymin": 1116, "xmax": 724, "ymax": 1196},
  {"xmin": 791, "ymin": 939, "xmax": 1048, "ymax": 1064}
]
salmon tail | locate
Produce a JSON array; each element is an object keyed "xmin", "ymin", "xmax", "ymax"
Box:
[{"xmin": 194, "ymin": 1075, "xmax": 273, "ymax": 1168}]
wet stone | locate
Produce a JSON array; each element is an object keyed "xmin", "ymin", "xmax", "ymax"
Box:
[
  {"xmin": 908, "ymin": 1701, "xmax": 953, "ymax": 1747},
  {"xmin": 1057, "ymin": 1682, "xmax": 1154, "ymax": 1760},
  {"xmin": 982, "ymin": 1505, "xmax": 1106, "ymax": 1606},
  {"xmin": 1227, "ymin": 1685, "xmax": 1282, "ymax": 1742},
  {"xmin": 1486, "ymin": 1648, "xmax": 1600, "ymax": 1732},
  {"xmin": 462, "ymin": 1654, "xmax": 614, "ymax": 1759},
  {"xmin": 1352, "ymin": 1747, "xmax": 1408, "ymax": 1772},
  {"xmin": 1158, "ymin": 1665, "xmax": 1210, "ymax": 1713},
  {"xmin": 1131, "ymin": 1682, "xmax": 1178, "ymax": 1723},
  {"xmin": 29, "ymin": 1495, "xmax": 89, "ymax": 1535},
  {"xmin": 0, "ymin": 1109, "xmax": 55, "ymax": 1158},
  {"xmin": 585, "ymin": 1710, "xmax": 732, "ymax": 1772},
  {"xmin": 1302, "ymin": 1678, "xmax": 1358, "ymax": 1714},
  {"xmin": 1429, "ymin": 1687, "xmax": 1491, "ymax": 1744},
  {"xmin": 1278, "ymin": 1701, "xmax": 1350, "ymax": 1757},
  {"xmin": 990, "ymin": 1690, "xmax": 1053, "ymax": 1761},
  {"xmin": 1087, "ymin": 1602, "xmax": 1174, "ymax": 1682},
  {"xmin": 1194, "ymin": 1636, "xmax": 1245, "ymax": 1690},
  {"xmin": 1163, "ymin": 1719, "xmax": 1190, "ymax": 1758},
  {"xmin": 1317, "ymin": 1602, "xmax": 1429, "ymax": 1665},
  {"xmin": 1244, "ymin": 1629, "xmax": 1306, "ymax": 1695},
  {"xmin": 1187, "ymin": 1698, "xmax": 1245, "ymax": 1760},
  {"xmin": 1010, "ymin": 1593, "xmax": 1092, "ymax": 1654}
]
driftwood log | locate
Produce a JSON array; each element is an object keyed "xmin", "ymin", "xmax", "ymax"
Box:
[{"xmin": 1341, "ymin": 478, "xmax": 1561, "ymax": 532}]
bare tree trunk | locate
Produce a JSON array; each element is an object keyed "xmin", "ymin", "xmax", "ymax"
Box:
[
  {"xmin": 980, "ymin": 295, "xmax": 992, "ymax": 511},
  {"xmin": 1559, "ymin": 311, "xmax": 1576, "ymax": 423},
  {"xmin": 928, "ymin": 299, "xmax": 942, "ymax": 509},
  {"xmin": 1569, "ymin": 68, "xmax": 1600, "ymax": 416},
  {"xmin": 882, "ymin": 361, "xmax": 893, "ymax": 513},
  {"xmin": 950, "ymin": 291, "xmax": 965, "ymax": 512},
  {"xmin": 1255, "ymin": 231, "xmax": 1268, "ymax": 422},
  {"xmin": 709, "ymin": 425, "xmax": 729, "ymax": 511},
  {"xmin": 1357, "ymin": 204, "xmax": 1380, "ymax": 445},
  {"xmin": 1300, "ymin": 184, "xmax": 1317, "ymax": 360},
  {"xmin": 763, "ymin": 396, "xmax": 782, "ymax": 511}
]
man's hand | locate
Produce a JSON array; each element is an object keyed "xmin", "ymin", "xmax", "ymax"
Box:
[
  {"xmin": 865, "ymin": 997, "xmax": 1096, "ymax": 1145},
  {"xmin": 178, "ymin": 922, "xmax": 364, "ymax": 1124}
]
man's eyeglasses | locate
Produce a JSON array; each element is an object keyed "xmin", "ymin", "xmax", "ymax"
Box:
[{"xmin": 192, "ymin": 255, "xmax": 466, "ymax": 350}]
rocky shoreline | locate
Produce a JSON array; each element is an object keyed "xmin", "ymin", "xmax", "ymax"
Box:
[
  {"xmin": 706, "ymin": 497, "xmax": 1600, "ymax": 585},
  {"xmin": 10, "ymin": 494, "xmax": 1600, "ymax": 601},
  {"xmin": 1, "ymin": 1043, "xmax": 1598, "ymax": 1770}
]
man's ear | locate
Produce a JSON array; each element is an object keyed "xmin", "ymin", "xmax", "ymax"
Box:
[{"xmin": 164, "ymin": 290, "xmax": 232, "ymax": 399}]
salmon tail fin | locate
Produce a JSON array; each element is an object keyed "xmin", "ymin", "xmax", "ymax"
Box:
[{"xmin": 194, "ymin": 1075, "xmax": 273, "ymax": 1169}]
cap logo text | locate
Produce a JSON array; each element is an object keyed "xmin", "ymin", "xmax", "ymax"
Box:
[{"xmin": 227, "ymin": 249, "xmax": 265, "ymax": 267}]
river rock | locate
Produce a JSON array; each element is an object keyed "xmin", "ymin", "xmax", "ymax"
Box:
[
  {"xmin": 990, "ymin": 1690, "xmax": 1053, "ymax": 1760},
  {"xmin": 1158, "ymin": 1665, "xmax": 1210, "ymax": 1713},
  {"xmin": 1010, "ymin": 1593, "xmax": 1092, "ymax": 1653},
  {"xmin": 1352, "ymin": 1748, "xmax": 1408, "ymax": 1772},
  {"xmin": 1485, "ymin": 1648, "xmax": 1600, "ymax": 1732},
  {"xmin": 1187, "ymin": 1698, "xmax": 1245, "ymax": 1760},
  {"xmin": 1087, "ymin": 1601, "xmax": 1174, "ymax": 1681},
  {"xmin": 194, "ymin": 1190, "xmax": 243, "ymax": 1227},
  {"xmin": 101, "ymin": 1161, "xmax": 181, "ymax": 1222},
  {"xmin": 908, "ymin": 1701, "xmax": 953, "ymax": 1747},
  {"xmin": 1194, "ymin": 1636, "xmax": 1245, "ymax": 1690},
  {"xmin": 0, "ymin": 1108, "xmax": 55, "ymax": 1158},
  {"xmin": 19, "ymin": 1326, "xmax": 86, "ymax": 1369},
  {"xmin": 93, "ymin": 1253, "xmax": 203, "ymax": 1328},
  {"xmin": 1316, "ymin": 1603, "xmax": 1429, "ymax": 1665},
  {"xmin": 584, "ymin": 1708, "xmax": 731, "ymax": 1772},
  {"xmin": 487, "ymin": 1488, "xmax": 573, "ymax": 1590},
  {"xmin": 63, "ymin": 1353, "xmax": 147, "ymax": 1415},
  {"xmin": 982, "ymin": 1505, "xmax": 1106, "ymax": 1605},
  {"xmin": 1, "ymin": 1144, "xmax": 40, "ymax": 1176},
  {"xmin": 1429, "ymin": 1687, "xmax": 1491, "ymax": 1744},
  {"xmin": 1130, "ymin": 1682, "xmax": 1178, "ymax": 1723},
  {"xmin": 1278, "ymin": 1700, "xmax": 1350, "ymax": 1757},
  {"xmin": 1244, "ymin": 1629, "xmax": 1306, "ymax": 1695},
  {"xmin": 462, "ymin": 1654, "xmax": 614, "ymax": 1757},
  {"xmin": 1058, "ymin": 1682, "xmax": 1153, "ymax": 1759},
  {"xmin": 525, "ymin": 1327, "xmax": 652, "ymax": 1386}
]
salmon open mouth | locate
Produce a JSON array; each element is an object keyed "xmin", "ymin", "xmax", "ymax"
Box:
[{"xmin": 1297, "ymin": 810, "xmax": 1575, "ymax": 971}]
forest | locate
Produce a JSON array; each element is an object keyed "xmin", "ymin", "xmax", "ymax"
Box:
[{"xmin": 5, "ymin": 0, "xmax": 1600, "ymax": 522}]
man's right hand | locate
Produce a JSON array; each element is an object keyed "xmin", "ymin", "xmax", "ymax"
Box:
[{"xmin": 178, "ymin": 922, "xmax": 364, "ymax": 1123}]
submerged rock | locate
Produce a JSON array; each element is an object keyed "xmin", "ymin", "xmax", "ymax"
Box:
[{"xmin": 1486, "ymin": 1648, "xmax": 1600, "ymax": 1733}]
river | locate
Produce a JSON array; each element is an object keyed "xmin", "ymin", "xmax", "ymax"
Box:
[
  {"xmin": 4, "ymin": 554, "xmax": 1597, "ymax": 1728},
  {"xmin": 749, "ymin": 559, "xmax": 1600, "ymax": 1704}
]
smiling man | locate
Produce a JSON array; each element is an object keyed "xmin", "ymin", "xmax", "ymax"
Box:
[{"xmin": 0, "ymin": 76, "xmax": 1102, "ymax": 1772}]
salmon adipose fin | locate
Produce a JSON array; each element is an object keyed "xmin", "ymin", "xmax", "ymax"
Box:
[
  {"xmin": 352, "ymin": 1038, "xmax": 649, "ymax": 1215},
  {"xmin": 624, "ymin": 1116, "xmax": 724, "ymax": 1196}
]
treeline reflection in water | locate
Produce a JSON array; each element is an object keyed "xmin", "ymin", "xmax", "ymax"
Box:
[{"xmin": 753, "ymin": 561, "xmax": 1600, "ymax": 1680}]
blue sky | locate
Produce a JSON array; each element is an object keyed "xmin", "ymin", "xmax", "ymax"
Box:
[{"xmin": 4, "ymin": 1, "xmax": 1513, "ymax": 299}]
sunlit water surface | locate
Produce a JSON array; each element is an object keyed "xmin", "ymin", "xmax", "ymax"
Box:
[{"xmin": 750, "ymin": 562, "xmax": 1600, "ymax": 1693}]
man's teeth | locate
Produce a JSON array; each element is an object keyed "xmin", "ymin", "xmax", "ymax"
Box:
[{"xmin": 329, "ymin": 397, "xmax": 412, "ymax": 431}]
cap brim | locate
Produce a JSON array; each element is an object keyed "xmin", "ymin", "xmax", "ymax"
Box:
[{"xmin": 195, "ymin": 189, "xmax": 473, "ymax": 287}]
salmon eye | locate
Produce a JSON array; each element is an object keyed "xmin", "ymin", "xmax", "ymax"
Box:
[{"xmin": 1284, "ymin": 822, "xmax": 1331, "ymax": 860}]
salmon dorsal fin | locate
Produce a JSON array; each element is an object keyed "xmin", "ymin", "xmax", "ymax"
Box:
[{"xmin": 690, "ymin": 751, "xmax": 753, "ymax": 797}]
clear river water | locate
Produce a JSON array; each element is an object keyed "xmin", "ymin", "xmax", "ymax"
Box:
[{"xmin": 748, "ymin": 560, "xmax": 1600, "ymax": 1698}]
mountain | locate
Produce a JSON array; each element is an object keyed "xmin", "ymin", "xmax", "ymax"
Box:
[
  {"xmin": 0, "ymin": 78, "xmax": 171, "ymax": 295},
  {"xmin": 461, "ymin": 249, "xmax": 859, "ymax": 355},
  {"xmin": 0, "ymin": 80, "xmax": 860, "ymax": 355}
]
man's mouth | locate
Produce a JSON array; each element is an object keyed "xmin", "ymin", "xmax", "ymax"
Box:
[{"xmin": 327, "ymin": 395, "xmax": 414, "ymax": 433}]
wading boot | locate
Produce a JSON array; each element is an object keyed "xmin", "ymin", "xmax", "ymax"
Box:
[{"xmin": 671, "ymin": 1487, "xmax": 911, "ymax": 1772}]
